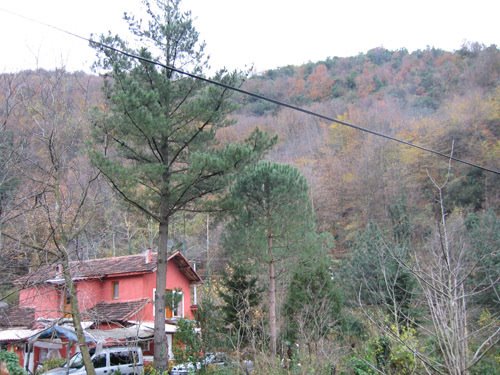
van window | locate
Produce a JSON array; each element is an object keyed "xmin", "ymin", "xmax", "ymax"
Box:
[
  {"xmin": 69, "ymin": 353, "xmax": 83, "ymax": 368},
  {"xmin": 93, "ymin": 354, "xmax": 107, "ymax": 368},
  {"xmin": 110, "ymin": 350, "xmax": 139, "ymax": 366},
  {"xmin": 110, "ymin": 352, "xmax": 129, "ymax": 366}
]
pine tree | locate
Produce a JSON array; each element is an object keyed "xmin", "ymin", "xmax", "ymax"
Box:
[
  {"xmin": 90, "ymin": 0, "xmax": 274, "ymax": 369},
  {"xmin": 222, "ymin": 161, "xmax": 317, "ymax": 356}
]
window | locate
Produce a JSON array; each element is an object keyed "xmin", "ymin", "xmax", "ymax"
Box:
[
  {"xmin": 110, "ymin": 351, "xmax": 135, "ymax": 366},
  {"xmin": 63, "ymin": 288, "xmax": 72, "ymax": 318},
  {"xmin": 112, "ymin": 281, "xmax": 119, "ymax": 299},
  {"xmin": 152, "ymin": 288, "xmax": 184, "ymax": 318},
  {"xmin": 166, "ymin": 289, "xmax": 183, "ymax": 318},
  {"xmin": 93, "ymin": 354, "xmax": 107, "ymax": 368},
  {"xmin": 68, "ymin": 353, "xmax": 83, "ymax": 369},
  {"xmin": 65, "ymin": 289, "xmax": 71, "ymax": 305}
]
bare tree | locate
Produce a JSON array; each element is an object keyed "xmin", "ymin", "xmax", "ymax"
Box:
[
  {"xmin": 408, "ymin": 165, "xmax": 499, "ymax": 374},
  {"xmin": 352, "ymin": 143, "xmax": 499, "ymax": 374},
  {"xmin": 13, "ymin": 69, "xmax": 103, "ymax": 375},
  {"xmin": 360, "ymin": 163, "xmax": 500, "ymax": 374}
]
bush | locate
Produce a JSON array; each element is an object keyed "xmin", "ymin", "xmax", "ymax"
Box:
[
  {"xmin": 470, "ymin": 352, "xmax": 500, "ymax": 375},
  {"xmin": 202, "ymin": 365, "xmax": 236, "ymax": 375},
  {"xmin": 143, "ymin": 363, "xmax": 170, "ymax": 375},
  {"xmin": 348, "ymin": 356, "xmax": 377, "ymax": 375},
  {"xmin": 0, "ymin": 350, "xmax": 26, "ymax": 375},
  {"xmin": 172, "ymin": 319, "xmax": 202, "ymax": 365},
  {"xmin": 37, "ymin": 357, "xmax": 66, "ymax": 374}
]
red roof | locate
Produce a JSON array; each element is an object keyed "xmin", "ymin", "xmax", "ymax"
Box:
[
  {"xmin": 83, "ymin": 298, "xmax": 150, "ymax": 323},
  {"xmin": 0, "ymin": 306, "xmax": 35, "ymax": 328},
  {"xmin": 17, "ymin": 251, "xmax": 201, "ymax": 286}
]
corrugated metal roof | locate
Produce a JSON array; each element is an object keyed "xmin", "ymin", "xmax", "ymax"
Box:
[
  {"xmin": 0, "ymin": 329, "xmax": 42, "ymax": 342},
  {"xmin": 132, "ymin": 321, "xmax": 178, "ymax": 333},
  {"xmin": 89, "ymin": 324, "xmax": 154, "ymax": 341}
]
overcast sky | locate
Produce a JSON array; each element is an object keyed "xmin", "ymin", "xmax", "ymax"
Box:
[{"xmin": 0, "ymin": 0, "xmax": 499, "ymax": 74}]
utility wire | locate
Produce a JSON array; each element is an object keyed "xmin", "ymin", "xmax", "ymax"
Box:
[{"xmin": 1, "ymin": 7, "xmax": 499, "ymax": 175}]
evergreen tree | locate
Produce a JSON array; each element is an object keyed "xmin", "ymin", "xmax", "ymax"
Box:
[
  {"xmin": 465, "ymin": 210, "xmax": 500, "ymax": 309},
  {"xmin": 172, "ymin": 319, "xmax": 202, "ymax": 366},
  {"xmin": 284, "ymin": 258, "xmax": 342, "ymax": 347},
  {"xmin": 222, "ymin": 161, "xmax": 317, "ymax": 356},
  {"xmin": 219, "ymin": 263, "xmax": 262, "ymax": 348},
  {"xmin": 90, "ymin": 0, "xmax": 274, "ymax": 369},
  {"xmin": 343, "ymin": 223, "xmax": 416, "ymax": 327}
]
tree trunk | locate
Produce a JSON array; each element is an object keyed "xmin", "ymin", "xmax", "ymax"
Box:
[
  {"xmin": 154, "ymin": 208, "xmax": 169, "ymax": 371},
  {"xmin": 62, "ymin": 257, "xmax": 95, "ymax": 375},
  {"xmin": 267, "ymin": 233, "xmax": 277, "ymax": 356}
]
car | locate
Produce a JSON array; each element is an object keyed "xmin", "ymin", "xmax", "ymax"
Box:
[
  {"xmin": 170, "ymin": 352, "xmax": 230, "ymax": 375},
  {"xmin": 203, "ymin": 352, "xmax": 229, "ymax": 366},
  {"xmin": 43, "ymin": 346, "xmax": 144, "ymax": 375},
  {"xmin": 170, "ymin": 361, "xmax": 198, "ymax": 375}
]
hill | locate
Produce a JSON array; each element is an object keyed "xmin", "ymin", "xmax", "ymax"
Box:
[
  {"xmin": 221, "ymin": 43, "xmax": 499, "ymax": 250},
  {"xmin": 0, "ymin": 43, "xmax": 498, "ymax": 271}
]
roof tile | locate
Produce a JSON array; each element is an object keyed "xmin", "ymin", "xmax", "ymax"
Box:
[
  {"xmin": 0, "ymin": 306, "xmax": 35, "ymax": 328},
  {"xmin": 17, "ymin": 251, "xmax": 201, "ymax": 287},
  {"xmin": 83, "ymin": 299, "xmax": 150, "ymax": 323}
]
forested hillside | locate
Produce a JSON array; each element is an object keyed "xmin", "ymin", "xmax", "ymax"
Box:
[
  {"xmin": 222, "ymin": 44, "xmax": 499, "ymax": 250},
  {"xmin": 1, "ymin": 37, "xmax": 498, "ymax": 373}
]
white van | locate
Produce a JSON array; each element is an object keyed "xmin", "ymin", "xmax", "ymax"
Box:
[{"xmin": 44, "ymin": 346, "xmax": 144, "ymax": 375}]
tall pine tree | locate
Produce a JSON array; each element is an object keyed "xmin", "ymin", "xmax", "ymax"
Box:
[
  {"xmin": 222, "ymin": 161, "xmax": 318, "ymax": 356},
  {"xmin": 91, "ymin": 0, "xmax": 274, "ymax": 369}
]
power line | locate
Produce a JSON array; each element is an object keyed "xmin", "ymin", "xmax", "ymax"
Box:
[{"xmin": 1, "ymin": 7, "xmax": 499, "ymax": 175}]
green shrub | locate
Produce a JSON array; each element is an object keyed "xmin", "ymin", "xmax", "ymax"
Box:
[
  {"xmin": 143, "ymin": 363, "xmax": 170, "ymax": 375},
  {"xmin": 0, "ymin": 350, "xmax": 26, "ymax": 375},
  {"xmin": 470, "ymin": 352, "xmax": 500, "ymax": 375},
  {"xmin": 37, "ymin": 357, "xmax": 66, "ymax": 374},
  {"xmin": 348, "ymin": 356, "xmax": 377, "ymax": 375}
]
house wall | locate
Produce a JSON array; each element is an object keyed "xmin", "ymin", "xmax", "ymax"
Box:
[
  {"xmin": 102, "ymin": 274, "xmax": 145, "ymax": 302},
  {"xmin": 75, "ymin": 279, "xmax": 103, "ymax": 312},
  {"xmin": 142, "ymin": 272, "xmax": 155, "ymax": 321},
  {"xmin": 19, "ymin": 285, "xmax": 60, "ymax": 319},
  {"xmin": 18, "ymin": 256, "xmax": 196, "ymax": 322},
  {"xmin": 166, "ymin": 259, "xmax": 194, "ymax": 320},
  {"xmin": 141, "ymin": 259, "xmax": 194, "ymax": 321},
  {"xmin": 18, "ymin": 280, "xmax": 104, "ymax": 320}
]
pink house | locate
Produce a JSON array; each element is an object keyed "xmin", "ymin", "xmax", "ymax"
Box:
[{"xmin": 1, "ymin": 250, "xmax": 202, "ymax": 371}]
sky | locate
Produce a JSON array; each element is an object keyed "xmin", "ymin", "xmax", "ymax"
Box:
[{"xmin": 0, "ymin": 0, "xmax": 499, "ymax": 74}]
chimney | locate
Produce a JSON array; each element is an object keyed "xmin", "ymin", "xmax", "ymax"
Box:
[
  {"xmin": 55, "ymin": 264, "xmax": 63, "ymax": 279},
  {"xmin": 144, "ymin": 248, "xmax": 153, "ymax": 264}
]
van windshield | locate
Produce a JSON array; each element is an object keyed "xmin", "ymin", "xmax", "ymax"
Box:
[{"xmin": 68, "ymin": 353, "xmax": 84, "ymax": 369}]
